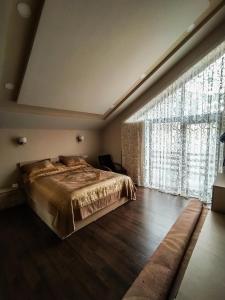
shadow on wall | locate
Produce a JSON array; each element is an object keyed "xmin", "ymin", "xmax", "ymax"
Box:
[
  {"xmin": 10, "ymin": 137, "xmax": 21, "ymax": 146},
  {"xmin": 2, "ymin": 170, "xmax": 18, "ymax": 189},
  {"xmin": 2, "ymin": 136, "xmax": 22, "ymax": 186}
]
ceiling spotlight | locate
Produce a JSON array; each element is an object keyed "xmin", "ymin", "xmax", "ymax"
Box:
[
  {"xmin": 111, "ymin": 102, "xmax": 118, "ymax": 108},
  {"xmin": 17, "ymin": 2, "xmax": 32, "ymax": 18},
  {"xmin": 140, "ymin": 73, "xmax": 147, "ymax": 79},
  {"xmin": 187, "ymin": 24, "xmax": 195, "ymax": 33},
  {"xmin": 5, "ymin": 83, "xmax": 15, "ymax": 90}
]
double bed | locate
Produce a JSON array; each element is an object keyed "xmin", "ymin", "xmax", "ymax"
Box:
[{"xmin": 18, "ymin": 157, "xmax": 136, "ymax": 239}]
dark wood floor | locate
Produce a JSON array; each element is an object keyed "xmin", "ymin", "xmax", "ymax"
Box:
[{"xmin": 0, "ymin": 187, "xmax": 187, "ymax": 300}]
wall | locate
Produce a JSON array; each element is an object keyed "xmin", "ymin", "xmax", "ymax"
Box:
[
  {"xmin": 0, "ymin": 128, "xmax": 100, "ymax": 188},
  {"xmin": 101, "ymin": 20, "xmax": 225, "ymax": 163}
]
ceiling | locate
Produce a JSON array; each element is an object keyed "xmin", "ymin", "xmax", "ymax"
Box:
[
  {"xmin": 18, "ymin": 0, "xmax": 211, "ymax": 114},
  {"xmin": 0, "ymin": 0, "xmax": 225, "ymax": 129}
]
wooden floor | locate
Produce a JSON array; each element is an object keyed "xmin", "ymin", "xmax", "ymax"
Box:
[{"xmin": 0, "ymin": 188, "xmax": 187, "ymax": 300}]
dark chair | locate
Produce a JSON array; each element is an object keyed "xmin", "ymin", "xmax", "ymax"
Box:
[{"xmin": 98, "ymin": 154, "xmax": 127, "ymax": 175}]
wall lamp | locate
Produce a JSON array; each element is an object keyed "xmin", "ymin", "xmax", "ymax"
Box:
[
  {"xmin": 17, "ymin": 137, "xmax": 27, "ymax": 145},
  {"xmin": 76, "ymin": 135, "xmax": 84, "ymax": 143}
]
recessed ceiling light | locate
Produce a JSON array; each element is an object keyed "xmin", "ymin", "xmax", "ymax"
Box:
[
  {"xmin": 140, "ymin": 73, "xmax": 147, "ymax": 79},
  {"xmin": 187, "ymin": 24, "xmax": 195, "ymax": 33},
  {"xmin": 17, "ymin": 2, "xmax": 32, "ymax": 18},
  {"xmin": 5, "ymin": 83, "xmax": 15, "ymax": 90}
]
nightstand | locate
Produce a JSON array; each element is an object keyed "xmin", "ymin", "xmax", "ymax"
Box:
[
  {"xmin": 0, "ymin": 187, "xmax": 25, "ymax": 210},
  {"xmin": 212, "ymin": 173, "xmax": 225, "ymax": 213}
]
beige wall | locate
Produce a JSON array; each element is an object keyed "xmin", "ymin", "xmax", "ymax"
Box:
[
  {"xmin": 0, "ymin": 128, "xmax": 100, "ymax": 188},
  {"xmin": 101, "ymin": 20, "xmax": 225, "ymax": 163}
]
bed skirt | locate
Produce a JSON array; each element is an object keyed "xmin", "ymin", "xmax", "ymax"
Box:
[{"xmin": 27, "ymin": 195, "xmax": 129, "ymax": 239}]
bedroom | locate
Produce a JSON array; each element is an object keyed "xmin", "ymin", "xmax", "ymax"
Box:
[{"xmin": 1, "ymin": 0, "xmax": 225, "ymax": 299}]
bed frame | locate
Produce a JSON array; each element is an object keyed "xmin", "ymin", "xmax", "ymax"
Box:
[{"xmin": 17, "ymin": 158, "xmax": 129, "ymax": 239}]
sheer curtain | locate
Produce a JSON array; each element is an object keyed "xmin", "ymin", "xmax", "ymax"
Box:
[{"xmin": 126, "ymin": 41, "xmax": 225, "ymax": 203}]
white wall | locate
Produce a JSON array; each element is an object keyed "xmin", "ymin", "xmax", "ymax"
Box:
[{"xmin": 0, "ymin": 128, "xmax": 100, "ymax": 188}]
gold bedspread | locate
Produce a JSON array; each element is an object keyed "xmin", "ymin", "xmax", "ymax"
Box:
[{"xmin": 24, "ymin": 165, "xmax": 136, "ymax": 238}]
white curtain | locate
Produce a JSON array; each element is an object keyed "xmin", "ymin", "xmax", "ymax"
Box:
[{"xmin": 126, "ymin": 41, "xmax": 225, "ymax": 203}]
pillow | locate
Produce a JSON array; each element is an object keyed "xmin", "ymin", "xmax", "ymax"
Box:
[
  {"xmin": 21, "ymin": 159, "xmax": 57, "ymax": 176},
  {"xmin": 52, "ymin": 162, "xmax": 65, "ymax": 168},
  {"xmin": 59, "ymin": 155, "xmax": 87, "ymax": 167}
]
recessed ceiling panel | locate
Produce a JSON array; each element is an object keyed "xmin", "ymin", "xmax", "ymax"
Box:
[{"xmin": 18, "ymin": 0, "xmax": 209, "ymax": 114}]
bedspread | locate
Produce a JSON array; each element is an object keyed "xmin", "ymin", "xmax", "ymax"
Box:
[{"xmin": 24, "ymin": 165, "xmax": 136, "ymax": 238}]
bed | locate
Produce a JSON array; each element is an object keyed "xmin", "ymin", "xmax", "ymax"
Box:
[{"xmin": 18, "ymin": 157, "xmax": 136, "ymax": 239}]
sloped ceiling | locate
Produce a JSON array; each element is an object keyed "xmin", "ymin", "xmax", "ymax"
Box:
[
  {"xmin": 18, "ymin": 0, "xmax": 210, "ymax": 114},
  {"xmin": 0, "ymin": 0, "xmax": 225, "ymax": 129}
]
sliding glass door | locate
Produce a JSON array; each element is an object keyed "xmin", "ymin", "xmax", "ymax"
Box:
[
  {"xmin": 144, "ymin": 112, "xmax": 222, "ymax": 202},
  {"xmin": 142, "ymin": 51, "xmax": 225, "ymax": 203}
]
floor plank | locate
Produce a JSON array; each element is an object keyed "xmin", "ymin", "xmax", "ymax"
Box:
[{"xmin": 0, "ymin": 187, "xmax": 187, "ymax": 300}]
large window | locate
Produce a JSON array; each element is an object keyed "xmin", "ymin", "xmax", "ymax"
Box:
[{"xmin": 125, "ymin": 41, "xmax": 225, "ymax": 203}]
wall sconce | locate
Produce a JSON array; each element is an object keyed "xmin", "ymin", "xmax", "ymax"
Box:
[
  {"xmin": 76, "ymin": 135, "xmax": 84, "ymax": 143},
  {"xmin": 17, "ymin": 137, "xmax": 27, "ymax": 145}
]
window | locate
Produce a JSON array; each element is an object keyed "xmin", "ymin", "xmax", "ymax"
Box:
[{"xmin": 125, "ymin": 41, "xmax": 225, "ymax": 203}]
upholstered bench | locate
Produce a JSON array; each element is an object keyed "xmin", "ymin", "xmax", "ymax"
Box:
[{"xmin": 123, "ymin": 199, "xmax": 206, "ymax": 300}]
